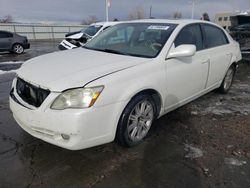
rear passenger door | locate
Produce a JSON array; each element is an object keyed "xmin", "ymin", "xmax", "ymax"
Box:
[
  {"xmin": 201, "ymin": 24, "xmax": 231, "ymax": 87},
  {"xmin": 0, "ymin": 31, "xmax": 13, "ymax": 50}
]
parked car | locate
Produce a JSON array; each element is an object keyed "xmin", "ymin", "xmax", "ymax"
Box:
[
  {"xmin": 0, "ymin": 30, "xmax": 30, "ymax": 54},
  {"xmin": 231, "ymin": 23, "xmax": 250, "ymax": 32},
  {"xmin": 65, "ymin": 29, "xmax": 84, "ymax": 38},
  {"xmin": 58, "ymin": 22, "xmax": 120, "ymax": 50},
  {"xmin": 10, "ymin": 19, "xmax": 242, "ymax": 150},
  {"xmin": 229, "ymin": 23, "xmax": 250, "ymax": 45}
]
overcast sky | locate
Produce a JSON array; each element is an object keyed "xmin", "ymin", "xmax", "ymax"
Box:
[{"xmin": 0, "ymin": 0, "xmax": 249, "ymax": 23}]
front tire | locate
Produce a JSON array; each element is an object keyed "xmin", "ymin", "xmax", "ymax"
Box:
[
  {"xmin": 12, "ymin": 44, "xmax": 24, "ymax": 54},
  {"xmin": 116, "ymin": 94, "xmax": 156, "ymax": 147},
  {"xmin": 218, "ymin": 65, "xmax": 236, "ymax": 94}
]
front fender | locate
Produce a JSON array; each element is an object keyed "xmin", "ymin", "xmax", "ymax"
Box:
[{"xmin": 86, "ymin": 60, "xmax": 166, "ymax": 110}]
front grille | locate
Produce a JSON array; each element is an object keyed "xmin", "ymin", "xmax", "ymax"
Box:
[{"xmin": 16, "ymin": 77, "xmax": 50, "ymax": 107}]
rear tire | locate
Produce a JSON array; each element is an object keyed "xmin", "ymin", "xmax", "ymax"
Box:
[
  {"xmin": 116, "ymin": 94, "xmax": 156, "ymax": 147},
  {"xmin": 218, "ymin": 65, "xmax": 236, "ymax": 94},
  {"xmin": 12, "ymin": 44, "xmax": 24, "ymax": 54}
]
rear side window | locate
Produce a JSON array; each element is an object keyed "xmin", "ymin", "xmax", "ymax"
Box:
[
  {"xmin": 202, "ymin": 24, "xmax": 229, "ymax": 48},
  {"xmin": 174, "ymin": 24, "xmax": 203, "ymax": 51},
  {"xmin": 0, "ymin": 31, "xmax": 13, "ymax": 38}
]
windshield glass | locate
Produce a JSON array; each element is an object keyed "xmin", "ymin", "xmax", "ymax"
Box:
[
  {"xmin": 84, "ymin": 23, "xmax": 177, "ymax": 58},
  {"xmin": 83, "ymin": 25, "xmax": 103, "ymax": 36}
]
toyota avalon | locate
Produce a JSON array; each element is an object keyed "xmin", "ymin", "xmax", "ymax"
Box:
[{"xmin": 10, "ymin": 19, "xmax": 242, "ymax": 150}]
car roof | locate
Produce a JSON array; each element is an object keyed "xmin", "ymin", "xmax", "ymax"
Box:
[
  {"xmin": 90, "ymin": 19, "xmax": 223, "ymax": 30},
  {"xmin": 125, "ymin": 19, "xmax": 223, "ymax": 28},
  {"xmin": 90, "ymin": 21, "xmax": 122, "ymax": 27}
]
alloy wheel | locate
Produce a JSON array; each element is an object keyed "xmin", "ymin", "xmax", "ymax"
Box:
[{"xmin": 127, "ymin": 100, "xmax": 154, "ymax": 142}]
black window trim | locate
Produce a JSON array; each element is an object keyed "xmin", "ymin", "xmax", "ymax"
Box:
[
  {"xmin": 173, "ymin": 23, "xmax": 206, "ymax": 52},
  {"xmin": 200, "ymin": 23, "xmax": 230, "ymax": 50}
]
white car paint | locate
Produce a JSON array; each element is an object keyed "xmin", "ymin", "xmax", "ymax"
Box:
[{"xmin": 10, "ymin": 19, "xmax": 242, "ymax": 150}]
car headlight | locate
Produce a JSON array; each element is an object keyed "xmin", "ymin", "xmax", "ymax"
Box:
[{"xmin": 51, "ymin": 86, "xmax": 104, "ymax": 110}]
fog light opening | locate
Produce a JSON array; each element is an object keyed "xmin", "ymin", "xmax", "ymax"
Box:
[{"xmin": 61, "ymin": 134, "xmax": 70, "ymax": 140}]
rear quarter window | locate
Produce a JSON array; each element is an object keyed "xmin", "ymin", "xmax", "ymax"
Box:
[{"xmin": 202, "ymin": 24, "xmax": 229, "ymax": 49}]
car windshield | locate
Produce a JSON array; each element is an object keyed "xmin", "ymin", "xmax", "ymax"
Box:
[
  {"xmin": 83, "ymin": 25, "xmax": 103, "ymax": 36},
  {"xmin": 84, "ymin": 23, "xmax": 177, "ymax": 58}
]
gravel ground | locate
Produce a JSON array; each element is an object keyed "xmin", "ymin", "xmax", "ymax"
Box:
[{"xmin": 0, "ymin": 40, "xmax": 249, "ymax": 188}]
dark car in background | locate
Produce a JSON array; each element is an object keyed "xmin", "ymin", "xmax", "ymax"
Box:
[
  {"xmin": 232, "ymin": 23, "xmax": 250, "ymax": 31},
  {"xmin": 0, "ymin": 30, "xmax": 30, "ymax": 54},
  {"xmin": 230, "ymin": 23, "xmax": 250, "ymax": 43}
]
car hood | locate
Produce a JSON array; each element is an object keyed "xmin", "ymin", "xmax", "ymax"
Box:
[
  {"xmin": 66, "ymin": 32, "xmax": 92, "ymax": 40},
  {"xmin": 66, "ymin": 32, "xmax": 84, "ymax": 39},
  {"xmin": 17, "ymin": 48, "xmax": 151, "ymax": 92}
]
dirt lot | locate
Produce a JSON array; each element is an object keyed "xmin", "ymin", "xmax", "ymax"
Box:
[{"xmin": 0, "ymin": 41, "xmax": 249, "ymax": 188}]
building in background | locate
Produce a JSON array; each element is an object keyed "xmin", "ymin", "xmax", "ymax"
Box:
[
  {"xmin": 215, "ymin": 11, "xmax": 250, "ymax": 30},
  {"xmin": 215, "ymin": 12, "xmax": 235, "ymax": 30}
]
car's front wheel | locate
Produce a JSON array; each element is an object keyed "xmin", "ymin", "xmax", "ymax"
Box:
[
  {"xmin": 218, "ymin": 65, "xmax": 236, "ymax": 94},
  {"xmin": 116, "ymin": 94, "xmax": 156, "ymax": 147},
  {"xmin": 12, "ymin": 44, "xmax": 24, "ymax": 54}
]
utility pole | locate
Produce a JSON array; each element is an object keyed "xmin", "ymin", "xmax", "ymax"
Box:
[
  {"xmin": 149, "ymin": 5, "xmax": 152, "ymax": 18},
  {"xmin": 191, "ymin": 0, "xmax": 197, "ymax": 19},
  {"xmin": 191, "ymin": 0, "xmax": 195, "ymax": 19},
  {"xmin": 105, "ymin": 0, "xmax": 109, "ymax": 22}
]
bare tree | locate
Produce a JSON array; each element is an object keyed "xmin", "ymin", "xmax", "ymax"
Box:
[
  {"xmin": 81, "ymin": 16, "xmax": 97, "ymax": 25},
  {"xmin": 0, "ymin": 15, "xmax": 14, "ymax": 23},
  {"xmin": 128, "ymin": 7, "xmax": 145, "ymax": 20},
  {"xmin": 173, "ymin": 11, "xmax": 182, "ymax": 19}
]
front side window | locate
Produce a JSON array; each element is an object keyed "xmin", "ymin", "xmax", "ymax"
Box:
[
  {"xmin": 202, "ymin": 24, "xmax": 229, "ymax": 49},
  {"xmin": 174, "ymin": 24, "xmax": 203, "ymax": 51},
  {"xmin": 84, "ymin": 23, "xmax": 177, "ymax": 58}
]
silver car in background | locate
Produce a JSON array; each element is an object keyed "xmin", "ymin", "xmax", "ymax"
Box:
[{"xmin": 0, "ymin": 30, "xmax": 30, "ymax": 54}]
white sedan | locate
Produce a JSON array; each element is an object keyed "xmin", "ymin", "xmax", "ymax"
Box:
[{"xmin": 10, "ymin": 19, "xmax": 242, "ymax": 150}]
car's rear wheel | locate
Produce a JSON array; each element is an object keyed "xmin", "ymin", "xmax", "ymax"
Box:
[
  {"xmin": 116, "ymin": 94, "xmax": 156, "ymax": 147},
  {"xmin": 12, "ymin": 44, "xmax": 24, "ymax": 54},
  {"xmin": 218, "ymin": 65, "xmax": 236, "ymax": 94}
]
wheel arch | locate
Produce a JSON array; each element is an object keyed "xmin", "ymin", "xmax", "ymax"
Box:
[
  {"xmin": 126, "ymin": 88, "xmax": 163, "ymax": 118},
  {"xmin": 12, "ymin": 42, "xmax": 23, "ymax": 48}
]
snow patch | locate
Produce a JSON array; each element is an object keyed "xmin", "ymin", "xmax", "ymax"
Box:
[
  {"xmin": 184, "ymin": 144, "xmax": 203, "ymax": 159},
  {"xmin": 0, "ymin": 69, "xmax": 17, "ymax": 75},
  {"xmin": 0, "ymin": 61, "xmax": 23, "ymax": 65},
  {"xmin": 225, "ymin": 158, "xmax": 247, "ymax": 166},
  {"xmin": 205, "ymin": 107, "xmax": 234, "ymax": 115}
]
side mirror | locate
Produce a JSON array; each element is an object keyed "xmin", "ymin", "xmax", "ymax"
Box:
[{"xmin": 167, "ymin": 44, "xmax": 196, "ymax": 59}]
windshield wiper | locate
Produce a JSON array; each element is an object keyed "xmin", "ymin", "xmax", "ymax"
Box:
[
  {"xmin": 84, "ymin": 47, "xmax": 127, "ymax": 55},
  {"xmin": 83, "ymin": 47, "xmax": 151, "ymax": 58},
  {"xmin": 102, "ymin": 49, "xmax": 128, "ymax": 55}
]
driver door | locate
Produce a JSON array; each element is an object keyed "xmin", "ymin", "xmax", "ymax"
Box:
[{"xmin": 164, "ymin": 24, "xmax": 209, "ymax": 111}]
